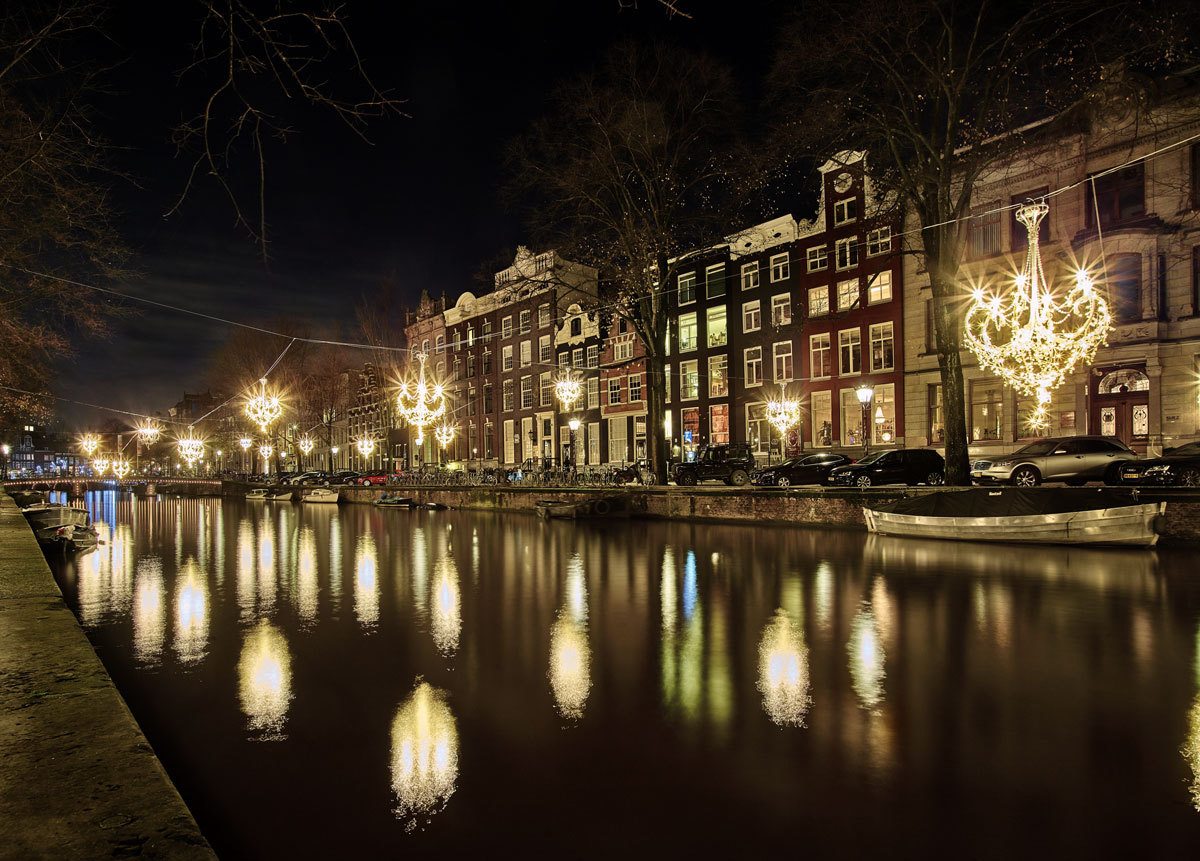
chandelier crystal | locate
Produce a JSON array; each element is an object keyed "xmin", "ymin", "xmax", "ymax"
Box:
[
  {"xmin": 177, "ymin": 427, "xmax": 205, "ymax": 466},
  {"xmin": 964, "ymin": 201, "xmax": 1111, "ymax": 430},
  {"xmin": 397, "ymin": 352, "xmax": 446, "ymax": 442},
  {"xmin": 259, "ymin": 443, "xmax": 273, "ymax": 460},
  {"xmin": 245, "ymin": 377, "xmax": 283, "ymax": 433},
  {"xmin": 765, "ymin": 395, "xmax": 802, "ymax": 438}
]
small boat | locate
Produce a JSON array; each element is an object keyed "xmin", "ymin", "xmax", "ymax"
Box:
[
  {"xmin": 863, "ymin": 488, "xmax": 1165, "ymax": 547},
  {"xmin": 534, "ymin": 496, "xmax": 625, "ymax": 520},
  {"xmin": 373, "ymin": 495, "xmax": 413, "ymax": 508},
  {"xmin": 246, "ymin": 488, "xmax": 269, "ymax": 500},
  {"xmin": 302, "ymin": 487, "xmax": 340, "ymax": 504},
  {"xmin": 37, "ymin": 523, "xmax": 100, "ymax": 552},
  {"xmin": 21, "ymin": 502, "xmax": 89, "ymax": 530},
  {"xmin": 266, "ymin": 489, "xmax": 294, "ymax": 501},
  {"xmin": 10, "ymin": 489, "xmax": 44, "ymax": 508},
  {"xmin": 421, "ymin": 501, "xmax": 449, "ymax": 511}
]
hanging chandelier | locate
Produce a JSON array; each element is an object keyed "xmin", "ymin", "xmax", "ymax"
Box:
[
  {"xmin": 93, "ymin": 456, "xmax": 111, "ymax": 475},
  {"xmin": 396, "ymin": 352, "xmax": 446, "ymax": 442},
  {"xmin": 239, "ymin": 436, "xmax": 253, "ymax": 452},
  {"xmin": 135, "ymin": 421, "xmax": 160, "ymax": 444},
  {"xmin": 964, "ymin": 201, "xmax": 1111, "ymax": 429},
  {"xmin": 434, "ymin": 422, "xmax": 456, "ymax": 449},
  {"xmin": 111, "ymin": 459, "xmax": 132, "ymax": 480},
  {"xmin": 245, "ymin": 377, "xmax": 283, "ymax": 433},
  {"xmin": 765, "ymin": 395, "xmax": 802, "ymax": 439},
  {"xmin": 298, "ymin": 436, "xmax": 314, "ymax": 456},
  {"xmin": 177, "ymin": 427, "xmax": 205, "ymax": 467},
  {"xmin": 259, "ymin": 443, "xmax": 274, "ymax": 460},
  {"xmin": 79, "ymin": 433, "xmax": 100, "ymax": 457},
  {"xmin": 554, "ymin": 377, "xmax": 583, "ymax": 411},
  {"xmin": 355, "ymin": 436, "xmax": 375, "ymax": 458}
]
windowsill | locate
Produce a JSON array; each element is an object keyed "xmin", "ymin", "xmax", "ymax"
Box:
[
  {"xmin": 744, "ymin": 382, "xmax": 763, "ymax": 388},
  {"xmin": 743, "ymin": 328, "xmax": 761, "ymax": 335},
  {"xmin": 806, "ymin": 267, "xmax": 828, "ymax": 275},
  {"xmin": 868, "ymin": 298, "xmax": 893, "ymax": 305}
]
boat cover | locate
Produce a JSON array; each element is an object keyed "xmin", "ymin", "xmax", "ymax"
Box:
[{"xmin": 867, "ymin": 488, "xmax": 1144, "ymax": 518}]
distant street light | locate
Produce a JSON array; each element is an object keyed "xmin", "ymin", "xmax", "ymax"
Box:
[
  {"xmin": 567, "ymin": 418, "xmax": 581, "ymax": 475},
  {"xmin": 856, "ymin": 384, "xmax": 874, "ymax": 456}
]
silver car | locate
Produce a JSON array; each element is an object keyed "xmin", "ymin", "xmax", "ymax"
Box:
[{"xmin": 971, "ymin": 435, "xmax": 1135, "ymax": 487}]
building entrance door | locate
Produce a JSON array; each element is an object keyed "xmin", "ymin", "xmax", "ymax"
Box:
[{"xmin": 1090, "ymin": 366, "xmax": 1150, "ymax": 449}]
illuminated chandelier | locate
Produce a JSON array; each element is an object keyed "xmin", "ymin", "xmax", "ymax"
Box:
[
  {"xmin": 111, "ymin": 458, "xmax": 132, "ymax": 480},
  {"xmin": 765, "ymin": 394, "xmax": 802, "ymax": 439},
  {"xmin": 298, "ymin": 436, "xmax": 314, "ymax": 456},
  {"xmin": 135, "ymin": 421, "xmax": 160, "ymax": 444},
  {"xmin": 434, "ymin": 422, "xmax": 456, "ymax": 449},
  {"xmin": 259, "ymin": 443, "xmax": 273, "ymax": 460},
  {"xmin": 177, "ymin": 427, "xmax": 205, "ymax": 467},
  {"xmin": 79, "ymin": 433, "xmax": 100, "ymax": 457},
  {"xmin": 244, "ymin": 377, "xmax": 283, "ymax": 433},
  {"xmin": 355, "ymin": 436, "xmax": 375, "ymax": 458},
  {"xmin": 964, "ymin": 201, "xmax": 1111, "ymax": 429},
  {"xmin": 554, "ymin": 377, "xmax": 583, "ymax": 411},
  {"xmin": 396, "ymin": 352, "xmax": 446, "ymax": 443},
  {"xmin": 93, "ymin": 456, "xmax": 111, "ymax": 475}
]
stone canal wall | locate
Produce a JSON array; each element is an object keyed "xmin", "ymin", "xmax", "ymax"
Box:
[
  {"xmin": 220, "ymin": 481, "xmax": 1200, "ymax": 543},
  {"xmin": 0, "ymin": 494, "xmax": 214, "ymax": 859}
]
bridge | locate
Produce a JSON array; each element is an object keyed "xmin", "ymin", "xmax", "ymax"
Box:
[{"xmin": 2, "ymin": 477, "xmax": 224, "ymax": 497}]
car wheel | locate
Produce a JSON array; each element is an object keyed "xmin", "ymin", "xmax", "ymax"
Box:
[
  {"xmin": 676, "ymin": 471, "xmax": 697, "ymax": 486},
  {"xmin": 1177, "ymin": 467, "xmax": 1200, "ymax": 487},
  {"xmin": 855, "ymin": 475, "xmax": 872, "ymax": 489},
  {"xmin": 1103, "ymin": 464, "xmax": 1122, "ymax": 487},
  {"xmin": 925, "ymin": 471, "xmax": 944, "ymax": 486},
  {"xmin": 729, "ymin": 469, "xmax": 749, "ymax": 487},
  {"xmin": 777, "ymin": 476, "xmax": 791, "ymax": 488},
  {"xmin": 1011, "ymin": 466, "xmax": 1041, "ymax": 487}
]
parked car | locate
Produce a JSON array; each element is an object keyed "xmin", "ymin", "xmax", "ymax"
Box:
[
  {"xmin": 971, "ymin": 435, "xmax": 1135, "ymax": 487},
  {"xmin": 328, "ymin": 471, "xmax": 361, "ymax": 485},
  {"xmin": 1118, "ymin": 441, "xmax": 1200, "ymax": 486},
  {"xmin": 826, "ymin": 449, "xmax": 945, "ymax": 488},
  {"xmin": 671, "ymin": 443, "xmax": 756, "ymax": 486},
  {"xmin": 357, "ymin": 472, "xmax": 390, "ymax": 486},
  {"xmin": 288, "ymin": 471, "xmax": 330, "ymax": 485},
  {"xmin": 752, "ymin": 453, "xmax": 852, "ymax": 487}
]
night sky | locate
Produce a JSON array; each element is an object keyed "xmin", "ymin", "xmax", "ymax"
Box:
[{"xmin": 55, "ymin": 0, "xmax": 786, "ymax": 426}]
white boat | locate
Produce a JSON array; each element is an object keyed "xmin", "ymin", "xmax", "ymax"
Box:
[
  {"xmin": 863, "ymin": 488, "xmax": 1165, "ymax": 547},
  {"xmin": 246, "ymin": 488, "xmax": 269, "ymax": 500},
  {"xmin": 266, "ymin": 489, "xmax": 294, "ymax": 502},
  {"xmin": 301, "ymin": 487, "xmax": 339, "ymax": 504},
  {"xmin": 21, "ymin": 502, "xmax": 89, "ymax": 530}
]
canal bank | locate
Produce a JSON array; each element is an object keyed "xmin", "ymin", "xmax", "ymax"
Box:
[
  {"xmin": 0, "ymin": 494, "xmax": 214, "ymax": 859},
  {"xmin": 221, "ymin": 481, "xmax": 1200, "ymax": 543}
]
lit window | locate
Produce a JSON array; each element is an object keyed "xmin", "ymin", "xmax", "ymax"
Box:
[
  {"xmin": 808, "ymin": 286, "xmax": 829, "ymax": 317},
  {"xmin": 868, "ymin": 270, "xmax": 892, "ymax": 304},
  {"xmin": 709, "ymin": 354, "xmax": 728, "ymax": 397},
  {"xmin": 707, "ymin": 305, "xmax": 727, "ymax": 347},
  {"xmin": 521, "ymin": 376, "xmax": 533, "ymax": 409},
  {"xmin": 679, "ymin": 312, "xmax": 698, "ymax": 351},
  {"xmin": 837, "ymin": 278, "xmax": 858, "ymax": 311},
  {"xmin": 586, "ymin": 345, "xmax": 598, "ymax": 368},
  {"xmin": 587, "ymin": 378, "xmax": 599, "ymax": 409},
  {"xmin": 520, "ymin": 340, "xmax": 532, "ymax": 367},
  {"xmin": 539, "ymin": 335, "xmax": 551, "ymax": 363},
  {"xmin": 681, "ymin": 360, "xmax": 699, "ymax": 399},
  {"xmin": 615, "ymin": 340, "xmax": 634, "ymax": 361}
]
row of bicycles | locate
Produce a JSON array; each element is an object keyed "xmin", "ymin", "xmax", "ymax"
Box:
[{"xmin": 387, "ymin": 463, "xmax": 650, "ymax": 488}]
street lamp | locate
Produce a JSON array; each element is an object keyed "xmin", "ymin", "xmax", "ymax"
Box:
[
  {"xmin": 331, "ymin": 445, "xmax": 339, "ymax": 471},
  {"xmin": 238, "ymin": 436, "xmax": 253, "ymax": 474},
  {"xmin": 567, "ymin": 418, "xmax": 580, "ymax": 475},
  {"xmin": 0, "ymin": 442, "xmax": 8, "ymax": 479},
  {"xmin": 856, "ymin": 383, "xmax": 874, "ymax": 456}
]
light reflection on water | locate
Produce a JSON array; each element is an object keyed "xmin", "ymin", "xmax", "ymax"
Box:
[{"xmin": 46, "ymin": 493, "xmax": 1200, "ymax": 858}]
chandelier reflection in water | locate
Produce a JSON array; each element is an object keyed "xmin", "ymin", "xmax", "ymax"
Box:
[
  {"xmin": 397, "ymin": 352, "xmax": 446, "ymax": 446},
  {"xmin": 964, "ymin": 201, "xmax": 1111, "ymax": 430}
]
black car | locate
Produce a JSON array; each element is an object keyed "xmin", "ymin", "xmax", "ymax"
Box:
[
  {"xmin": 671, "ymin": 443, "xmax": 756, "ymax": 486},
  {"xmin": 826, "ymin": 448, "xmax": 945, "ymax": 488},
  {"xmin": 753, "ymin": 453, "xmax": 852, "ymax": 487},
  {"xmin": 288, "ymin": 470, "xmax": 330, "ymax": 485},
  {"xmin": 328, "ymin": 470, "xmax": 361, "ymax": 485},
  {"xmin": 1119, "ymin": 441, "xmax": 1200, "ymax": 486}
]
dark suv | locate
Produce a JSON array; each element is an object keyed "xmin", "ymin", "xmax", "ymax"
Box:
[
  {"xmin": 826, "ymin": 448, "xmax": 946, "ymax": 488},
  {"xmin": 671, "ymin": 443, "xmax": 756, "ymax": 486}
]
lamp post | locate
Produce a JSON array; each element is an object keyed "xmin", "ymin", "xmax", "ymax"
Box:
[
  {"xmin": 472, "ymin": 446, "xmax": 478, "ymax": 473},
  {"xmin": 856, "ymin": 383, "xmax": 874, "ymax": 456},
  {"xmin": 331, "ymin": 445, "xmax": 339, "ymax": 472},
  {"xmin": 1, "ymin": 443, "xmax": 9, "ymax": 478},
  {"xmin": 568, "ymin": 419, "xmax": 580, "ymax": 475}
]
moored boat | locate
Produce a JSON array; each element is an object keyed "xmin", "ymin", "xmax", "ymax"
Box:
[
  {"xmin": 21, "ymin": 502, "xmax": 89, "ymax": 530},
  {"xmin": 246, "ymin": 488, "xmax": 269, "ymax": 500},
  {"xmin": 863, "ymin": 488, "xmax": 1165, "ymax": 547},
  {"xmin": 372, "ymin": 495, "xmax": 413, "ymax": 508},
  {"xmin": 266, "ymin": 489, "xmax": 294, "ymax": 502},
  {"xmin": 301, "ymin": 487, "xmax": 340, "ymax": 504}
]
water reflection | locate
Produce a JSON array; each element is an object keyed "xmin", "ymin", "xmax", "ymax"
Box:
[
  {"xmin": 297, "ymin": 526, "xmax": 319, "ymax": 626},
  {"xmin": 848, "ymin": 604, "xmax": 886, "ymax": 711},
  {"xmin": 237, "ymin": 621, "xmax": 293, "ymax": 739},
  {"xmin": 390, "ymin": 682, "xmax": 458, "ymax": 829},
  {"xmin": 757, "ymin": 609, "xmax": 810, "ymax": 727},
  {"xmin": 431, "ymin": 556, "xmax": 461, "ymax": 657},
  {"xmin": 132, "ymin": 557, "xmax": 165, "ymax": 666},
  {"xmin": 355, "ymin": 532, "xmax": 380, "ymax": 629},
  {"xmin": 174, "ymin": 557, "xmax": 209, "ymax": 665}
]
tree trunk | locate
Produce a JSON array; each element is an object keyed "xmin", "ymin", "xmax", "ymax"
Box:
[
  {"xmin": 925, "ymin": 224, "xmax": 971, "ymax": 486},
  {"xmin": 645, "ymin": 349, "xmax": 668, "ymax": 485}
]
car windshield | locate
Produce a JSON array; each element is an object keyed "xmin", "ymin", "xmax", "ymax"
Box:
[
  {"xmin": 856, "ymin": 451, "xmax": 887, "ymax": 465},
  {"xmin": 1013, "ymin": 440, "xmax": 1059, "ymax": 456}
]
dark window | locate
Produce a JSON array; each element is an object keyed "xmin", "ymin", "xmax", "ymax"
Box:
[
  {"xmin": 1108, "ymin": 254, "xmax": 1141, "ymax": 323},
  {"xmin": 1010, "ymin": 189, "xmax": 1050, "ymax": 250},
  {"xmin": 1192, "ymin": 143, "xmax": 1200, "ymax": 210},
  {"xmin": 570, "ymin": 318, "xmax": 582, "ymax": 337},
  {"xmin": 1086, "ymin": 164, "xmax": 1145, "ymax": 228}
]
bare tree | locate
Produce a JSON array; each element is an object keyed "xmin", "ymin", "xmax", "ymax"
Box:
[
  {"xmin": 167, "ymin": 1, "xmax": 407, "ymax": 259},
  {"xmin": 0, "ymin": 1, "xmax": 130, "ymax": 426},
  {"xmin": 771, "ymin": 0, "xmax": 1190, "ymax": 484},
  {"xmin": 506, "ymin": 40, "xmax": 744, "ymax": 484}
]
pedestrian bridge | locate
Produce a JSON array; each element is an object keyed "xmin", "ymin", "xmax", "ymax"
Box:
[{"xmin": 2, "ymin": 477, "xmax": 223, "ymax": 496}]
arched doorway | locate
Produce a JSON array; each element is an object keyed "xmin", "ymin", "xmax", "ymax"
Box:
[{"xmin": 1090, "ymin": 366, "xmax": 1149, "ymax": 448}]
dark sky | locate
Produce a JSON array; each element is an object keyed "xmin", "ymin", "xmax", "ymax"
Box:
[{"xmin": 57, "ymin": 0, "xmax": 787, "ymax": 426}]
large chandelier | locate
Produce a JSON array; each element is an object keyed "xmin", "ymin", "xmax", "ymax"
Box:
[
  {"xmin": 434, "ymin": 422, "xmax": 456, "ymax": 449},
  {"xmin": 554, "ymin": 377, "xmax": 583, "ymax": 411},
  {"xmin": 79, "ymin": 433, "xmax": 100, "ymax": 457},
  {"xmin": 93, "ymin": 456, "xmax": 111, "ymax": 475},
  {"xmin": 111, "ymin": 458, "xmax": 132, "ymax": 480},
  {"xmin": 259, "ymin": 443, "xmax": 274, "ymax": 460},
  {"xmin": 177, "ymin": 427, "xmax": 205, "ymax": 467},
  {"xmin": 766, "ymin": 394, "xmax": 801, "ymax": 439},
  {"xmin": 245, "ymin": 377, "xmax": 283, "ymax": 433},
  {"xmin": 135, "ymin": 421, "xmax": 160, "ymax": 444},
  {"xmin": 298, "ymin": 436, "xmax": 314, "ymax": 456},
  {"xmin": 397, "ymin": 352, "xmax": 446, "ymax": 443},
  {"xmin": 239, "ymin": 436, "xmax": 253, "ymax": 453},
  {"xmin": 355, "ymin": 436, "xmax": 375, "ymax": 458},
  {"xmin": 964, "ymin": 201, "xmax": 1111, "ymax": 429}
]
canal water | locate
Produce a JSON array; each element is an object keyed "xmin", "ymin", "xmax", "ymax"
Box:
[{"xmin": 47, "ymin": 492, "xmax": 1200, "ymax": 858}]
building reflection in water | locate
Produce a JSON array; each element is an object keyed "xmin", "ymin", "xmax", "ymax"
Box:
[
  {"xmin": 174, "ymin": 557, "xmax": 209, "ymax": 665},
  {"xmin": 257, "ymin": 513, "xmax": 277, "ymax": 617},
  {"xmin": 237, "ymin": 620, "xmax": 293, "ymax": 739},
  {"xmin": 814, "ymin": 560, "xmax": 834, "ymax": 631},
  {"xmin": 549, "ymin": 554, "xmax": 591, "ymax": 721},
  {"xmin": 431, "ymin": 554, "xmax": 461, "ymax": 657},
  {"xmin": 1186, "ymin": 624, "xmax": 1200, "ymax": 812},
  {"xmin": 355, "ymin": 532, "xmax": 380, "ymax": 629},
  {"xmin": 848, "ymin": 603, "xmax": 886, "ymax": 711},
  {"xmin": 132, "ymin": 556, "xmax": 165, "ymax": 666},
  {"xmin": 390, "ymin": 682, "xmax": 458, "ymax": 828},
  {"xmin": 758, "ymin": 609, "xmax": 811, "ymax": 727},
  {"xmin": 297, "ymin": 525, "xmax": 319, "ymax": 627}
]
